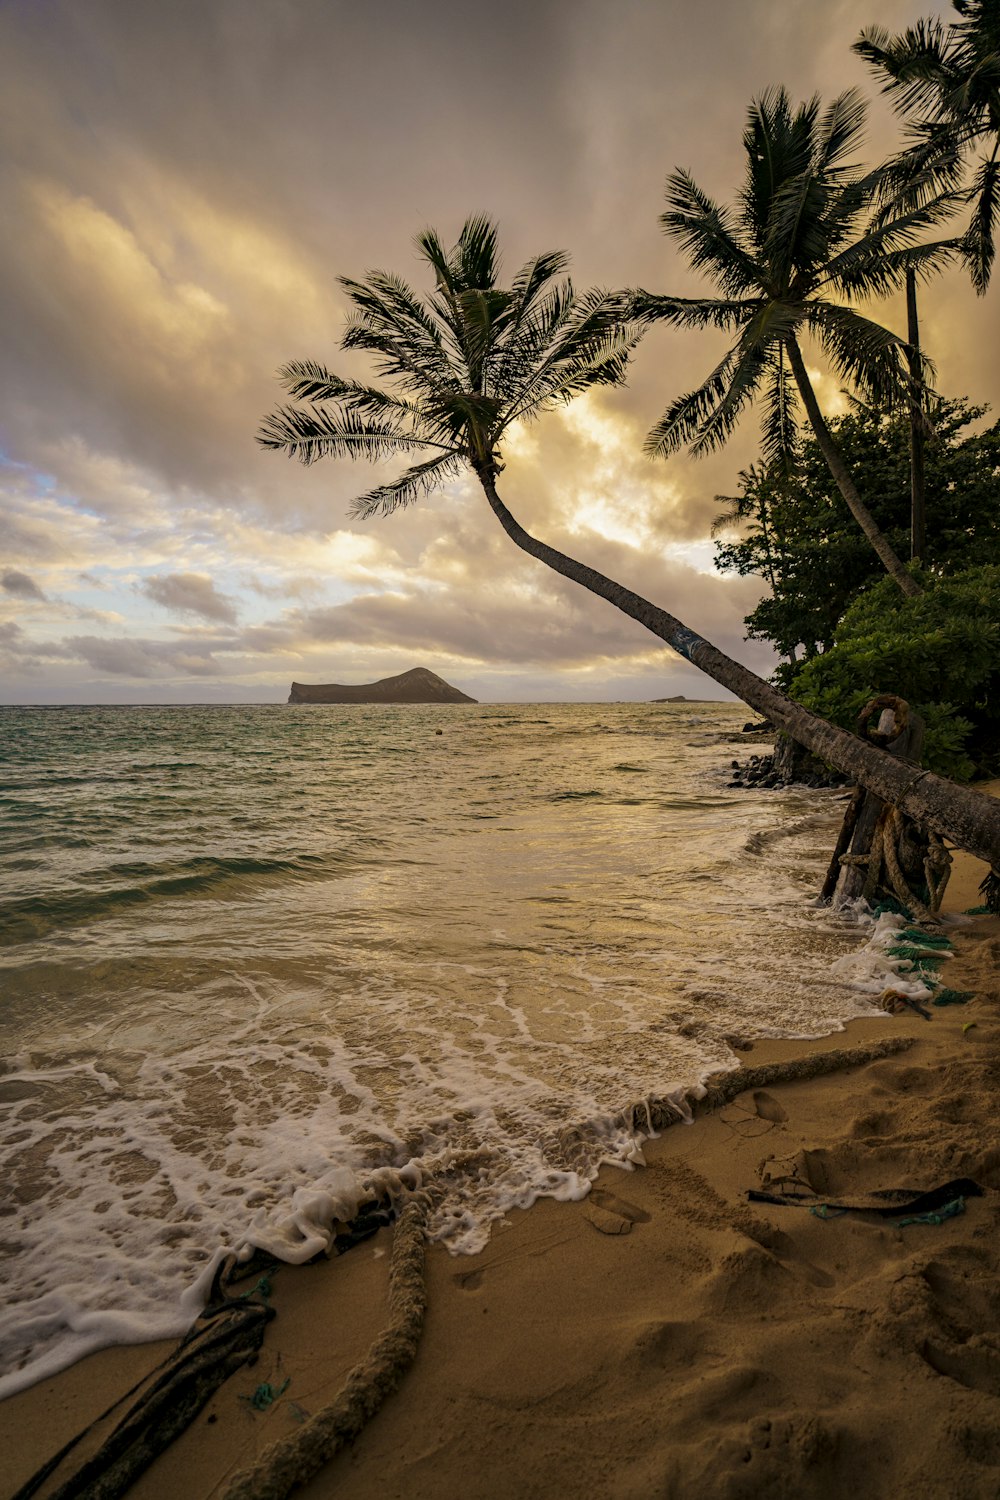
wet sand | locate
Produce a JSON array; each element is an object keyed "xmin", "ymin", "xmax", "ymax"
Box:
[{"xmin": 4, "ymin": 820, "xmax": 999, "ymax": 1499}]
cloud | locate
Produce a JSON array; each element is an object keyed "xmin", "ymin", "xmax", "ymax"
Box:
[
  {"xmin": 1, "ymin": 0, "xmax": 994, "ymax": 701},
  {"xmin": 139, "ymin": 571, "xmax": 239, "ymax": 623},
  {"xmin": 1, "ymin": 569, "xmax": 46, "ymax": 600},
  {"xmin": 62, "ymin": 635, "xmax": 224, "ymax": 679}
]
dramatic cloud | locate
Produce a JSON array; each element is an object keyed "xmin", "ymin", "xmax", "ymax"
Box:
[{"xmin": 0, "ymin": 0, "xmax": 994, "ymax": 703}]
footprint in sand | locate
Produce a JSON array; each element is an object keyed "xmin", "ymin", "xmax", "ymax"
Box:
[
  {"xmin": 583, "ymin": 1188, "xmax": 652, "ymax": 1236},
  {"xmin": 921, "ymin": 1338, "xmax": 1000, "ymax": 1396},
  {"xmin": 752, "ymin": 1090, "xmax": 788, "ymax": 1123},
  {"xmin": 588, "ymin": 1189, "xmax": 652, "ymax": 1223},
  {"xmin": 454, "ymin": 1268, "xmax": 485, "ymax": 1291},
  {"xmin": 918, "ymin": 1246, "xmax": 1000, "ymax": 1395}
]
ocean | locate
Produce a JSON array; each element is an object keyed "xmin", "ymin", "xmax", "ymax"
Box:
[{"xmin": 0, "ymin": 701, "xmax": 877, "ymax": 1397}]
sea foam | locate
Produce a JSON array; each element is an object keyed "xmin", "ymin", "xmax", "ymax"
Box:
[{"xmin": 0, "ymin": 702, "xmax": 876, "ymax": 1395}]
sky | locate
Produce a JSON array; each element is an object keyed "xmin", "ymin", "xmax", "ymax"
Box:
[{"xmin": 1, "ymin": 0, "xmax": 996, "ymax": 705}]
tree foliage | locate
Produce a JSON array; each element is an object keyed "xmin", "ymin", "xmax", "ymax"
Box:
[
  {"xmin": 714, "ymin": 396, "xmax": 1000, "ymax": 674},
  {"xmin": 635, "ymin": 86, "xmax": 961, "ymax": 597},
  {"xmin": 856, "ymin": 0, "xmax": 1000, "ymax": 292},
  {"xmin": 634, "ymin": 87, "xmax": 955, "ymax": 468},
  {"xmin": 258, "ymin": 216, "xmax": 641, "ymax": 511},
  {"xmin": 790, "ymin": 564, "xmax": 1000, "ymax": 779}
]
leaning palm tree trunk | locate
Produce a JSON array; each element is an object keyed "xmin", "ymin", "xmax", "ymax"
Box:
[
  {"xmin": 784, "ymin": 340, "xmax": 921, "ymax": 597},
  {"xmin": 477, "ymin": 469, "xmax": 1000, "ymax": 868}
]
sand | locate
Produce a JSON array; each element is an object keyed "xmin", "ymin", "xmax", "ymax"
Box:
[{"xmin": 3, "ymin": 815, "xmax": 999, "ymax": 1499}]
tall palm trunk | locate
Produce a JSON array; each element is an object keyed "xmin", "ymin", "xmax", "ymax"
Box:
[
  {"xmin": 785, "ymin": 339, "xmax": 922, "ymax": 598},
  {"xmin": 906, "ymin": 269, "xmax": 926, "ymax": 563},
  {"xmin": 477, "ymin": 468, "xmax": 1000, "ymax": 868}
]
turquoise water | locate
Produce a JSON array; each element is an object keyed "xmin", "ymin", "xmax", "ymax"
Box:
[{"xmin": 0, "ymin": 702, "xmax": 870, "ymax": 1394}]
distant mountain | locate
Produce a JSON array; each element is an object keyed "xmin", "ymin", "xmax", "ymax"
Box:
[{"xmin": 288, "ymin": 668, "xmax": 478, "ymax": 704}]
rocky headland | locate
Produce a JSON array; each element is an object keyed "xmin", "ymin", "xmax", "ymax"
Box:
[{"xmin": 288, "ymin": 667, "xmax": 477, "ymax": 705}]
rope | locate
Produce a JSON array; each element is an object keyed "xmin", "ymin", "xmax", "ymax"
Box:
[
  {"xmin": 862, "ymin": 817, "xmax": 886, "ymax": 906},
  {"xmin": 830, "ymin": 694, "xmax": 957, "ymax": 918},
  {"xmin": 893, "ymin": 767, "xmax": 932, "ymax": 807},
  {"xmin": 693, "ymin": 1036, "xmax": 914, "ymax": 1117},
  {"xmin": 221, "ymin": 1199, "xmax": 428, "ymax": 1500},
  {"xmin": 882, "ymin": 807, "xmax": 937, "ymax": 923},
  {"xmin": 14, "ymin": 1296, "xmax": 274, "ymax": 1500},
  {"xmin": 837, "ymin": 805, "xmax": 950, "ymax": 922},
  {"xmin": 924, "ymin": 831, "xmax": 953, "ymax": 912},
  {"xmin": 897, "ymin": 1196, "xmax": 966, "ymax": 1228}
]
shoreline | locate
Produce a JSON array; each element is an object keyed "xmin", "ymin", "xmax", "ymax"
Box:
[{"xmin": 4, "ymin": 815, "xmax": 998, "ymax": 1497}]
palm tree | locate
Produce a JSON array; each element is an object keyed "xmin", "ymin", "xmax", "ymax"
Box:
[
  {"xmin": 855, "ymin": 1, "xmax": 1000, "ymax": 295},
  {"xmin": 634, "ymin": 87, "xmax": 959, "ymax": 598},
  {"xmin": 855, "ymin": 3, "xmax": 1000, "ymax": 564},
  {"xmin": 258, "ymin": 216, "xmax": 1000, "ymax": 870}
]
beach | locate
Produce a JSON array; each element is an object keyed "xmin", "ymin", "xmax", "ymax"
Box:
[
  {"xmin": 1, "ymin": 702, "xmax": 890, "ymax": 1397},
  {"xmin": 3, "ymin": 823, "xmax": 998, "ymax": 1499}
]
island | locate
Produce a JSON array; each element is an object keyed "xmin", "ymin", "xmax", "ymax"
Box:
[{"xmin": 288, "ymin": 667, "xmax": 478, "ymax": 704}]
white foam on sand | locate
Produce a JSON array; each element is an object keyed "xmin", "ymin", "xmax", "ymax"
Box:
[
  {"xmin": 0, "ymin": 712, "xmax": 880, "ymax": 1400},
  {"xmin": 0, "ymin": 905, "xmax": 876, "ymax": 1399},
  {"xmin": 829, "ymin": 908, "xmax": 950, "ymax": 1001}
]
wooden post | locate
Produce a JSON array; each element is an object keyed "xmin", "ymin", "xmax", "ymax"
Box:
[{"xmin": 834, "ymin": 697, "xmax": 925, "ymax": 905}]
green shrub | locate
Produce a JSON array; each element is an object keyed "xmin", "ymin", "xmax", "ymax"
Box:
[{"xmin": 790, "ymin": 565, "xmax": 1000, "ymax": 781}]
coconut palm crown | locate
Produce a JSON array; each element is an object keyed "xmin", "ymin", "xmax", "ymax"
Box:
[
  {"xmin": 257, "ymin": 216, "xmax": 641, "ymax": 512},
  {"xmin": 634, "ymin": 87, "xmax": 957, "ymax": 596},
  {"xmin": 855, "ymin": 0, "xmax": 1000, "ymax": 293}
]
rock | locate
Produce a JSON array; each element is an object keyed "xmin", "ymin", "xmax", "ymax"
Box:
[
  {"xmin": 289, "ymin": 667, "xmax": 477, "ymax": 705},
  {"xmin": 772, "ymin": 731, "xmax": 844, "ymax": 785}
]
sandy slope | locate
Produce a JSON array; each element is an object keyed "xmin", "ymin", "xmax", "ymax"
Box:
[{"xmin": 3, "ymin": 834, "xmax": 999, "ymax": 1500}]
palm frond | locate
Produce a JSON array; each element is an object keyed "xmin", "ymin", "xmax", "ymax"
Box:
[
  {"xmin": 961, "ymin": 151, "xmax": 1000, "ymax": 292},
  {"xmin": 508, "ymin": 251, "xmax": 571, "ymax": 314},
  {"xmin": 813, "ymin": 88, "xmax": 870, "ymax": 177},
  {"xmin": 339, "ymin": 271, "xmax": 456, "ymax": 395},
  {"xmin": 854, "ymin": 22, "xmax": 952, "ymax": 117},
  {"xmin": 661, "ymin": 170, "xmax": 762, "ymax": 295},
  {"xmin": 849, "ymin": 238, "xmax": 959, "ymax": 296},
  {"xmin": 457, "ymin": 215, "xmax": 501, "ymax": 291},
  {"xmin": 688, "ymin": 307, "xmax": 797, "ymax": 457},
  {"xmin": 759, "ymin": 350, "xmax": 800, "ymax": 472},
  {"xmin": 819, "ymin": 192, "xmax": 963, "ymax": 293},
  {"xmin": 710, "ymin": 492, "xmax": 755, "ymax": 537},
  {"xmin": 456, "ymin": 291, "xmax": 500, "ymax": 376},
  {"xmin": 488, "ymin": 278, "xmax": 578, "ymax": 406},
  {"xmin": 868, "ymin": 128, "xmax": 968, "ymax": 220},
  {"xmin": 809, "ymin": 303, "xmax": 918, "ymax": 410},
  {"xmin": 629, "ymin": 291, "xmax": 762, "ymax": 330},
  {"xmin": 644, "ymin": 346, "xmax": 740, "ymax": 458},
  {"xmin": 256, "ymin": 404, "xmax": 455, "ymax": 464},
  {"xmin": 488, "ymin": 255, "xmax": 572, "ymax": 402},
  {"xmin": 502, "ymin": 289, "xmax": 640, "ymax": 426},
  {"xmin": 348, "ymin": 454, "xmax": 466, "ymax": 520},
  {"xmin": 759, "ymin": 90, "xmax": 871, "ymax": 283},
  {"xmin": 739, "ymin": 87, "xmax": 817, "ymax": 247},
  {"xmin": 415, "ymin": 225, "xmax": 459, "ymax": 297},
  {"xmin": 277, "ymin": 362, "xmax": 427, "ymax": 420}
]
